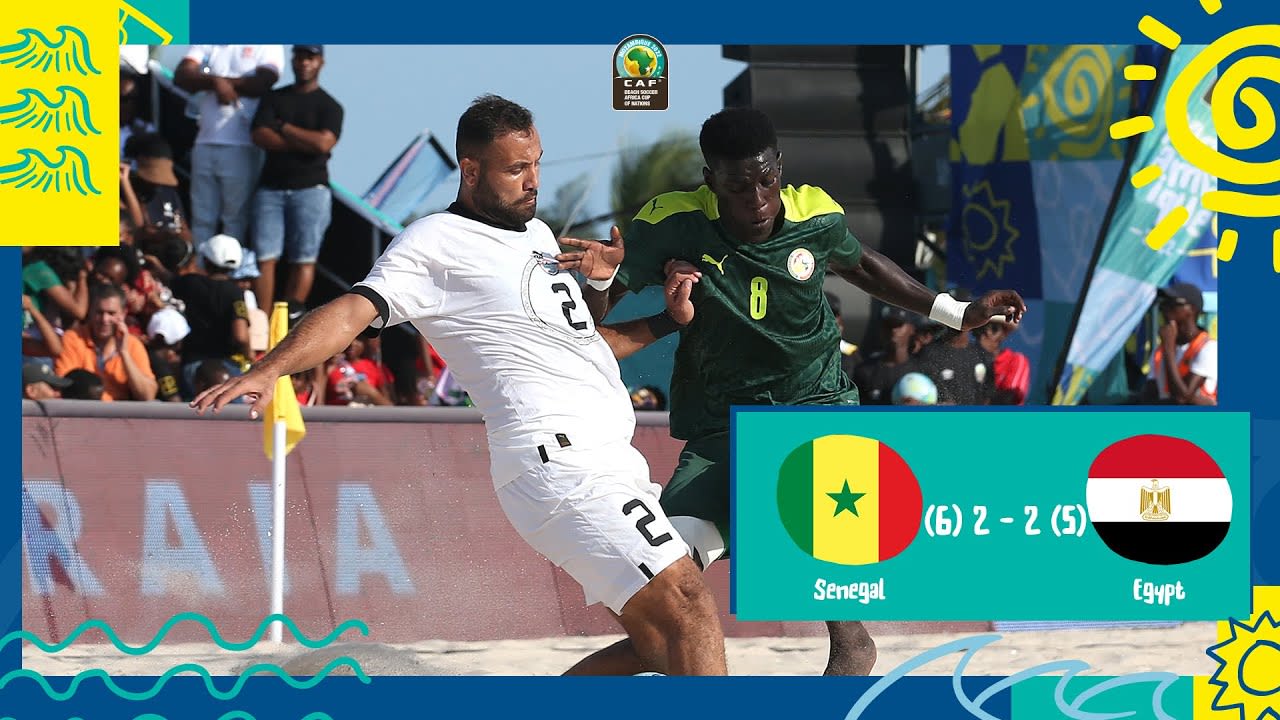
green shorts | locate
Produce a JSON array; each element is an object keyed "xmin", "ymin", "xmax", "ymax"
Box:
[
  {"xmin": 661, "ymin": 389, "xmax": 860, "ymax": 561},
  {"xmin": 660, "ymin": 432, "xmax": 732, "ymax": 556}
]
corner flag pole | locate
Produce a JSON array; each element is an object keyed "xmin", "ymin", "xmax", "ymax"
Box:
[
  {"xmin": 271, "ymin": 417, "xmax": 286, "ymax": 644},
  {"xmin": 263, "ymin": 301, "xmax": 307, "ymax": 644}
]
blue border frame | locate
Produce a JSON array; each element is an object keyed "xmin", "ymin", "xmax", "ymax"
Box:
[{"xmin": 6, "ymin": 0, "xmax": 1280, "ymax": 716}]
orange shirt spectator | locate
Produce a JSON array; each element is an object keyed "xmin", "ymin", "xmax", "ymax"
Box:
[{"xmin": 54, "ymin": 286, "xmax": 158, "ymax": 402}]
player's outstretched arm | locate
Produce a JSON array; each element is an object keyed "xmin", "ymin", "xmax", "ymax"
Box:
[
  {"xmin": 833, "ymin": 246, "xmax": 1026, "ymax": 331},
  {"xmin": 583, "ymin": 283, "xmax": 630, "ymax": 325},
  {"xmin": 831, "ymin": 245, "xmax": 939, "ymax": 316},
  {"xmin": 597, "ymin": 263, "xmax": 698, "ymax": 360},
  {"xmin": 557, "ymin": 226, "xmax": 629, "ymax": 323},
  {"xmin": 190, "ymin": 293, "xmax": 379, "ymax": 418}
]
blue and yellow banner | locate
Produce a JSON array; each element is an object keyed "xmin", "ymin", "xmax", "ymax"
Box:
[
  {"xmin": 948, "ymin": 45, "xmax": 1134, "ymax": 402},
  {"xmin": 1053, "ymin": 44, "xmax": 1216, "ymax": 405}
]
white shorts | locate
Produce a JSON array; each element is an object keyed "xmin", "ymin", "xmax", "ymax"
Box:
[{"xmin": 496, "ymin": 440, "xmax": 689, "ymax": 614}]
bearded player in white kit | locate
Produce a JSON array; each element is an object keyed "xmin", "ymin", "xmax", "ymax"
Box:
[{"xmin": 192, "ymin": 95, "xmax": 728, "ymax": 675}]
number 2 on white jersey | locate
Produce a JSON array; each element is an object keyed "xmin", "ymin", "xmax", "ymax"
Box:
[{"xmin": 551, "ymin": 282, "xmax": 589, "ymax": 331}]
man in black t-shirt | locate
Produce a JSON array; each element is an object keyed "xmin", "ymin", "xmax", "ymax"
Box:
[
  {"xmin": 853, "ymin": 306, "xmax": 919, "ymax": 405},
  {"xmin": 170, "ymin": 235, "xmax": 252, "ymax": 399},
  {"xmin": 250, "ymin": 45, "xmax": 344, "ymax": 308},
  {"xmin": 913, "ymin": 290, "xmax": 995, "ymax": 405}
]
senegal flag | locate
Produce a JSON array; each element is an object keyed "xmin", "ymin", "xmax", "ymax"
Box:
[
  {"xmin": 1086, "ymin": 434, "xmax": 1231, "ymax": 565},
  {"xmin": 777, "ymin": 435, "xmax": 922, "ymax": 565}
]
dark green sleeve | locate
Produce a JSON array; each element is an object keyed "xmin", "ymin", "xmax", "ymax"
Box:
[
  {"xmin": 828, "ymin": 219, "xmax": 863, "ymax": 270},
  {"xmin": 616, "ymin": 217, "xmax": 676, "ymax": 293}
]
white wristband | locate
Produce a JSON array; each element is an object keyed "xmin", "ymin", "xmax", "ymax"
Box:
[
  {"xmin": 585, "ymin": 266, "xmax": 618, "ymax": 291},
  {"xmin": 929, "ymin": 293, "xmax": 970, "ymax": 331}
]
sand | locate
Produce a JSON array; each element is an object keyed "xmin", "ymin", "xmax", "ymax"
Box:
[{"xmin": 23, "ymin": 623, "xmax": 1220, "ymax": 677}]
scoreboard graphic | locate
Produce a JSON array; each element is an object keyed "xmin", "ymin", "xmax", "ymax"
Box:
[{"xmin": 731, "ymin": 409, "xmax": 1250, "ymax": 621}]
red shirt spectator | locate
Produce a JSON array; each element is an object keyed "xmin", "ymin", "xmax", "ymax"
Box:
[
  {"xmin": 977, "ymin": 320, "xmax": 1030, "ymax": 405},
  {"xmin": 993, "ymin": 347, "xmax": 1031, "ymax": 405},
  {"xmin": 325, "ymin": 338, "xmax": 394, "ymax": 406}
]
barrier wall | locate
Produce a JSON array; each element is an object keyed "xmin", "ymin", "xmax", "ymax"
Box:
[{"xmin": 20, "ymin": 401, "xmax": 990, "ymax": 645}]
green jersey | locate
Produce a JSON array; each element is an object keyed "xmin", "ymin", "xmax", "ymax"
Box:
[{"xmin": 617, "ymin": 184, "xmax": 863, "ymax": 441}]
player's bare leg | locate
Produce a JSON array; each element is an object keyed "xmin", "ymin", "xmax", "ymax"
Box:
[
  {"xmin": 613, "ymin": 555, "xmax": 727, "ymax": 675},
  {"xmin": 565, "ymin": 556, "xmax": 724, "ymax": 675},
  {"xmin": 824, "ymin": 620, "xmax": 876, "ymax": 675},
  {"xmin": 564, "ymin": 621, "xmax": 877, "ymax": 676},
  {"xmin": 563, "ymin": 637, "xmax": 645, "ymax": 675}
]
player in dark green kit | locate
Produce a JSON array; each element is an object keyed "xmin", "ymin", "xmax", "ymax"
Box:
[{"xmin": 555, "ymin": 108, "xmax": 1025, "ymax": 676}]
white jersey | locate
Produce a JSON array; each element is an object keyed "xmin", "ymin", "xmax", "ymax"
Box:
[
  {"xmin": 182, "ymin": 45, "xmax": 285, "ymax": 146},
  {"xmin": 353, "ymin": 209, "xmax": 637, "ymax": 486}
]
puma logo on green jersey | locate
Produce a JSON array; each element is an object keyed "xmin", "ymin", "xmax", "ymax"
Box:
[{"xmin": 701, "ymin": 253, "xmax": 728, "ymax": 274}]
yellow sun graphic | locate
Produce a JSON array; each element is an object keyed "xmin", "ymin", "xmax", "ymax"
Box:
[
  {"xmin": 1206, "ymin": 605, "xmax": 1280, "ymax": 720},
  {"xmin": 1110, "ymin": 4, "xmax": 1280, "ymax": 270},
  {"xmin": 960, "ymin": 180, "xmax": 1020, "ymax": 280}
]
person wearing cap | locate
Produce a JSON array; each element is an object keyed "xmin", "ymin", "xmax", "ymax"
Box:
[
  {"xmin": 853, "ymin": 304, "xmax": 920, "ymax": 405},
  {"xmin": 169, "ymin": 234, "xmax": 252, "ymax": 398},
  {"xmin": 53, "ymin": 284, "xmax": 158, "ymax": 402},
  {"xmin": 175, "ymin": 44, "xmax": 285, "ymax": 246},
  {"xmin": 122, "ymin": 132, "xmax": 192, "ymax": 241},
  {"xmin": 1142, "ymin": 282, "xmax": 1216, "ymax": 405},
  {"xmin": 147, "ymin": 307, "xmax": 191, "ymax": 402},
  {"xmin": 250, "ymin": 44, "xmax": 344, "ymax": 307},
  {"xmin": 22, "ymin": 360, "xmax": 72, "ymax": 400}
]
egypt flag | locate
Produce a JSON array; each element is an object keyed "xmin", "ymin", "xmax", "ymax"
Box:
[
  {"xmin": 777, "ymin": 435, "xmax": 922, "ymax": 565},
  {"xmin": 1086, "ymin": 434, "xmax": 1232, "ymax": 565}
]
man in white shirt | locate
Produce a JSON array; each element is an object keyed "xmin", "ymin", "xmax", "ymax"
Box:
[
  {"xmin": 1143, "ymin": 282, "xmax": 1217, "ymax": 405},
  {"xmin": 175, "ymin": 45, "xmax": 285, "ymax": 245},
  {"xmin": 191, "ymin": 95, "xmax": 727, "ymax": 676}
]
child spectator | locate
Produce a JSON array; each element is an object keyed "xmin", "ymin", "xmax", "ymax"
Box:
[
  {"xmin": 62, "ymin": 369, "xmax": 105, "ymax": 401},
  {"xmin": 325, "ymin": 337, "xmax": 394, "ymax": 407},
  {"xmin": 146, "ymin": 307, "xmax": 190, "ymax": 403},
  {"xmin": 22, "ymin": 360, "xmax": 72, "ymax": 400}
]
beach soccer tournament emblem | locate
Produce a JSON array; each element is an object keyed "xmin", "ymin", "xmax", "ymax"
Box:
[
  {"xmin": 776, "ymin": 434, "xmax": 922, "ymax": 565},
  {"xmin": 613, "ymin": 35, "xmax": 667, "ymax": 111},
  {"xmin": 1086, "ymin": 434, "xmax": 1231, "ymax": 565}
]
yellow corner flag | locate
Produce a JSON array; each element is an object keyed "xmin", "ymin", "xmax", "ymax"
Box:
[{"xmin": 263, "ymin": 302, "xmax": 306, "ymax": 460}]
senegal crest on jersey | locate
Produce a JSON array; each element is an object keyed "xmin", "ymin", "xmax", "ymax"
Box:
[{"xmin": 787, "ymin": 247, "xmax": 816, "ymax": 281}]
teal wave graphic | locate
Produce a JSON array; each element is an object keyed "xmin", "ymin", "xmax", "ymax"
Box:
[
  {"xmin": 0, "ymin": 87, "xmax": 101, "ymax": 136},
  {"xmin": 0, "ymin": 27, "xmax": 100, "ymax": 76},
  {"xmin": 0, "ymin": 657, "xmax": 370, "ymax": 701},
  {"xmin": 6, "ymin": 613, "xmax": 369, "ymax": 655},
  {"xmin": 1, "ymin": 714, "xmax": 335, "ymax": 720},
  {"xmin": 0, "ymin": 146, "xmax": 99, "ymax": 195}
]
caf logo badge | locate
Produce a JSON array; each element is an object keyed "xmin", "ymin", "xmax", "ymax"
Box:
[{"xmin": 614, "ymin": 35, "xmax": 668, "ymax": 111}]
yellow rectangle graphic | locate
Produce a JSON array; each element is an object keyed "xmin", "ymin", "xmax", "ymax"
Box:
[
  {"xmin": 812, "ymin": 434, "xmax": 879, "ymax": 565},
  {"xmin": 0, "ymin": 2, "xmax": 119, "ymax": 246}
]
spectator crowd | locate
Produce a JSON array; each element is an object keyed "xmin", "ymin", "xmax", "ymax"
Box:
[
  {"xmin": 22, "ymin": 45, "xmax": 461, "ymax": 409},
  {"xmin": 20, "ymin": 45, "xmax": 1219, "ymax": 411},
  {"xmin": 826, "ymin": 279, "xmax": 1217, "ymax": 408}
]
